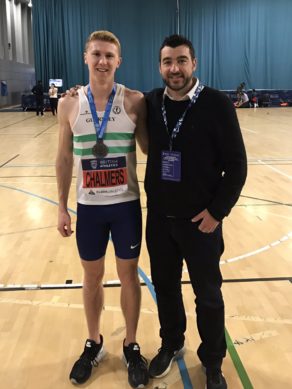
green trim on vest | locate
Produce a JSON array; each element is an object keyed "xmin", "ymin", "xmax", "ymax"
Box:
[
  {"xmin": 73, "ymin": 133, "xmax": 134, "ymax": 143},
  {"xmin": 73, "ymin": 144, "xmax": 136, "ymax": 156}
]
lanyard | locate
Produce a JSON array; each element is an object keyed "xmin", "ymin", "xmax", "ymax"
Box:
[
  {"xmin": 87, "ymin": 84, "xmax": 116, "ymax": 140},
  {"xmin": 161, "ymin": 83, "xmax": 204, "ymax": 150}
]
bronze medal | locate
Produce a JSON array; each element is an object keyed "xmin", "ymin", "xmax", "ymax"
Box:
[{"xmin": 92, "ymin": 140, "xmax": 108, "ymax": 158}]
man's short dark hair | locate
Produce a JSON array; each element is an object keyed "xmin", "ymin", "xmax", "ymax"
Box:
[{"xmin": 159, "ymin": 34, "xmax": 195, "ymax": 61}]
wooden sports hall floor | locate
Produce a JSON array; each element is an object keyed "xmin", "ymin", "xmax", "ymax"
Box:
[{"xmin": 0, "ymin": 107, "xmax": 291, "ymax": 389}]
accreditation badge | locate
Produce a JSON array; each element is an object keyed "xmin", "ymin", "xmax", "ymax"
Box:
[
  {"xmin": 81, "ymin": 157, "xmax": 128, "ymax": 196},
  {"xmin": 161, "ymin": 150, "xmax": 181, "ymax": 182}
]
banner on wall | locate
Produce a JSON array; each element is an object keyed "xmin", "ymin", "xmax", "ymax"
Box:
[{"xmin": 1, "ymin": 81, "xmax": 8, "ymax": 96}]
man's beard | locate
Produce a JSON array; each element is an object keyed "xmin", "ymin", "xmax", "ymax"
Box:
[{"xmin": 162, "ymin": 74, "xmax": 193, "ymax": 92}]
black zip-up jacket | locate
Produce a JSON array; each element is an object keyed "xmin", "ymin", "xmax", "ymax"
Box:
[{"xmin": 144, "ymin": 86, "xmax": 247, "ymax": 221}]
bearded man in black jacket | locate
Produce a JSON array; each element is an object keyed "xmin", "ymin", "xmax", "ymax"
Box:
[{"xmin": 145, "ymin": 34, "xmax": 247, "ymax": 389}]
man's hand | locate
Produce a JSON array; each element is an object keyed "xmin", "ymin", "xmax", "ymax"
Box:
[
  {"xmin": 61, "ymin": 85, "xmax": 81, "ymax": 98},
  {"xmin": 57, "ymin": 209, "xmax": 73, "ymax": 237},
  {"xmin": 191, "ymin": 209, "xmax": 219, "ymax": 233}
]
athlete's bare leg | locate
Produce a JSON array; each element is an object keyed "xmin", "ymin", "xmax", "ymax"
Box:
[
  {"xmin": 116, "ymin": 257, "xmax": 141, "ymax": 346},
  {"xmin": 81, "ymin": 257, "xmax": 105, "ymax": 343}
]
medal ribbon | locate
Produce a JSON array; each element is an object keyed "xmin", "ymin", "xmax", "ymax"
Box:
[
  {"xmin": 161, "ymin": 83, "xmax": 204, "ymax": 150},
  {"xmin": 87, "ymin": 84, "xmax": 116, "ymax": 141}
]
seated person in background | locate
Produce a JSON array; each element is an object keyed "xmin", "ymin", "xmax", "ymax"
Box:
[
  {"xmin": 234, "ymin": 91, "xmax": 249, "ymax": 108},
  {"xmin": 258, "ymin": 93, "xmax": 271, "ymax": 108},
  {"xmin": 236, "ymin": 82, "xmax": 246, "ymax": 94}
]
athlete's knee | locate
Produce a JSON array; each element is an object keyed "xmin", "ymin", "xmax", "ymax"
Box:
[
  {"xmin": 82, "ymin": 258, "xmax": 105, "ymax": 285},
  {"xmin": 120, "ymin": 272, "xmax": 140, "ymax": 288},
  {"xmin": 117, "ymin": 259, "xmax": 139, "ymax": 285},
  {"xmin": 119, "ymin": 267, "xmax": 140, "ymax": 285},
  {"xmin": 83, "ymin": 272, "xmax": 104, "ymax": 288}
]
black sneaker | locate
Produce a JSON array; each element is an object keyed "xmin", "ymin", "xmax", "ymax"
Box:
[
  {"xmin": 206, "ymin": 369, "xmax": 227, "ymax": 389},
  {"xmin": 149, "ymin": 346, "xmax": 184, "ymax": 378},
  {"xmin": 69, "ymin": 336, "xmax": 105, "ymax": 384},
  {"xmin": 123, "ymin": 342, "xmax": 149, "ymax": 388}
]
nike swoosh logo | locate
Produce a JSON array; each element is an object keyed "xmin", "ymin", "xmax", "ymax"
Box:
[{"xmin": 130, "ymin": 243, "xmax": 140, "ymax": 249}]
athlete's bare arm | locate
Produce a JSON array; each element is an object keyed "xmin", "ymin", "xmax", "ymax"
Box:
[
  {"xmin": 124, "ymin": 89, "xmax": 148, "ymax": 155},
  {"xmin": 55, "ymin": 96, "xmax": 78, "ymax": 237}
]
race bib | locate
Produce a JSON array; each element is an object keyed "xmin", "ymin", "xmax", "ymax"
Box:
[{"xmin": 82, "ymin": 157, "xmax": 128, "ymax": 196}]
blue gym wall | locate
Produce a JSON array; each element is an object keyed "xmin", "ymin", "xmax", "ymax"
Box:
[{"xmin": 32, "ymin": 0, "xmax": 292, "ymax": 92}]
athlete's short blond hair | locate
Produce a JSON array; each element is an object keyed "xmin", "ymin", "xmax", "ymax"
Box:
[{"xmin": 84, "ymin": 30, "xmax": 121, "ymax": 55}]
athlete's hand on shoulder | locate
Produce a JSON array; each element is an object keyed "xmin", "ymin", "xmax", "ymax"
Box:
[
  {"xmin": 191, "ymin": 209, "xmax": 219, "ymax": 233},
  {"xmin": 57, "ymin": 209, "xmax": 73, "ymax": 237},
  {"xmin": 61, "ymin": 85, "xmax": 81, "ymax": 98}
]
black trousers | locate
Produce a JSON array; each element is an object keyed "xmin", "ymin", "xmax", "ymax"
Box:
[
  {"xmin": 49, "ymin": 98, "xmax": 58, "ymax": 115},
  {"xmin": 146, "ymin": 210, "xmax": 227, "ymax": 369},
  {"xmin": 35, "ymin": 96, "xmax": 44, "ymax": 115}
]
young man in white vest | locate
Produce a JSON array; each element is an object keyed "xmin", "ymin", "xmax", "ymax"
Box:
[{"xmin": 56, "ymin": 30, "xmax": 148, "ymax": 389}]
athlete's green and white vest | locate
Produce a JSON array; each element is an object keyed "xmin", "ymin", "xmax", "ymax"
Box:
[{"xmin": 73, "ymin": 84, "xmax": 140, "ymax": 205}]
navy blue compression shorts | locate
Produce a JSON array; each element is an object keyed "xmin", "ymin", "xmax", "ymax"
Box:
[{"xmin": 76, "ymin": 199, "xmax": 142, "ymax": 261}]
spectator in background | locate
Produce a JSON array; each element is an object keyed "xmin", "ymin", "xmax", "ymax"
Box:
[
  {"xmin": 236, "ymin": 81, "xmax": 246, "ymax": 94},
  {"xmin": 234, "ymin": 90, "xmax": 249, "ymax": 108},
  {"xmin": 32, "ymin": 80, "xmax": 44, "ymax": 116},
  {"xmin": 49, "ymin": 83, "xmax": 58, "ymax": 115}
]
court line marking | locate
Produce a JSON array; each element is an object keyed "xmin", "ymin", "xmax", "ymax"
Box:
[
  {"xmin": 0, "ymin": 181, "xmax": 63, "ymax": 186},
  {"xmin": 0, "ymin": 183, "xmax": 194, "ymax": 386},
  {"xmin": 34, "ymin": 123, "xmax": 57, "ymax": 138},
  {"xmin": 0, "ymin": 224, "xmax": 72, "ymax": 237},
  {"xmin": 240, "ymin": 126, "xmax": 257, "ymax": 134},
  {"xmin": 138, "ymin": 268, "xmax": 194, "ymax": 389},
  {"xmin": 249, "ymin": 162, "xmax": 292, "ymax": 166},
  {"xmin": 0, "ymin": 175, "xmax": 57, "ymax": 178},
  {"xmin": 0, "ymin": 183, "xmax": 76, "ymax": 214},
  {"xmin": 225, "ymin": 330, "xmax": 254, "ymax": 388},
  {"xmin": 0, "ymin": 291, "xmax": 281, "ymax": 389},
  {"xmin": 0, "ymin": 154, "xmax": 19, "ymax": 168},
  {"xmin": 249, "ymin": 157, "xmax": 292, "ymax": 162},
  {"xmin": 0, "ymin": 298, "xmax": 156, "ymax": 315},
  {"xmin": 220, "ymin": 231, "xmax": 292, "ymax": 265},
  {"xmin": 227, "ymin": 315, "xmax": 292, "ymax": 325},
  {"xmin": 1, "ymin": 180, "xmax": 291, "ymax": 287},
  {"xmin": 3, "ymin": 157, "xmax": 292, "ymax": 168},
  {"xmin": 138, "ymin": 267, "xmax": 254, "ymax": 389},
  {"xmin": 1, "ymin": 182, "xmax": 291, "ymax": 269},
  {"xmin": 1, "ymin": 276, "xmax": 292, "ymax": 292},
  {"xmin": 241, "ymin": 194, "xmax": 292, "ymax": 207},
  {"xmin": 0, "ymin": 133, "xmax": 41, "ymax": 136},
  {"xmin": 0, "ymin": 183, "xmax": 285, "ymax": 388},
  {"xmin": 258, "ymin": 210, "xmax": 292, "ymax": 220},
  {"xmin": 0, "ymin": 115, "xmax": 33, "ymax": 129},
  {"xmin": 1, "ymin": 164, "xmax": 56, "ymax": 167},
  {"xmin": 258, "ymin": 159, "xmax": 292, "ymax": 180},
  {"xmin": 1, "ymin": 297, "xmax": 291, "ymax": 327}
]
